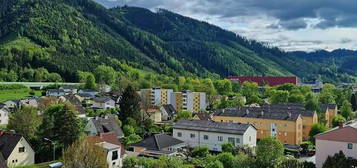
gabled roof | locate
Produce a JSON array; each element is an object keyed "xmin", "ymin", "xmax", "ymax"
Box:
[
  {"xmin": 315, "ymin": 121, "xmax": 357, "ymax": 143},
  {"xmin": 90, "ymin": 116, "xmax": 124, "ymax": 138},
  {"xmin": 0, "ymin": 132, "xmax": 23, "ymax": 159},
  {"xmin": 214, "ymin": 107, "xmax": 301, "ymax": 121},
  {"xmin": 194, "ymin": 113, "xmax": 213, "ymax": 121},
  {"xmin": 87, "ymin": 132, "xmax": 124, "ymax": 154},
  {"xmin": 92, "ymin": 97, "xmax": 113, "ymax": 103},
  {"xmin": 174, "ymin": 120, "xmax": 254, "ymax": 135},
  {"xmin": 131, "ymin": 134, "xmax": 184, "ymax": 151},
  {"xmin": 262, "ymin": 103, "xmax": 316, "ymax": 117},
  {"xmin": 162, "ymin": 104, "xmax": 176, "ymax": 116}
]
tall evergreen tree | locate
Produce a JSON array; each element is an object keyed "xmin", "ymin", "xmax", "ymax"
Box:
[
  {"xmin": 119, "ymin": 85, "xmax": 141, "ymax": 122},
  {"xmin": 340, "ymin": 100, "xmax": 354, "ymax": 120}
]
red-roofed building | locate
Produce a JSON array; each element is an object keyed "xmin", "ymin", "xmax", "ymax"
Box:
[{"xmin": 227, "ymin": 76, "xmax": 299, "ymax": 86}]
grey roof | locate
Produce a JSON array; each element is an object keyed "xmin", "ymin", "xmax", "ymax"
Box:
[
  {"xmin": 92, "ymin": 97, "xmax": 113, "ymax": 103},
  {"xmin": 320, "ymin": 104, "xmax": 337, "ymax": 112},
  {"xmin": 214, "ymin": 107, "xmax": 302, "ymax": 121},
  {"xmin": 131, "ymin": 134, "xmax": 184, "ymax": 151},
  {"xmin": 96, "ymin": 142, "xmax": 120, "ymax": 150},
  {"xmin": 261, "ymin": 103, "xmax": 316, "ymax": 117},
  {"xmin": 194, "ymin": 113, "xmax": 213, "ymax": 121},
  {"xmin": 47, "ymin": 89, "xmax": 65, "ymax": 93},
  {"xmin": 80, "ymin": 89, "xmax": 97, "ymax": 93},
  {"xmin": 162, "ymin": 104, "xmax": 176, "ymax": 116},
  {"xmin": 174, "ymin": 120, "xmax": 253, "ymax": 135},
  {"xmin": 91, "ymin": 116, "xmax": 124, "ymax": 138},
  {"xmin": 78, "ymin": 93, "xmax": 93, "ymax": 98},
  {"xmin": 0, "ymin": 133, "xmax": 23, "ymax": 159}
]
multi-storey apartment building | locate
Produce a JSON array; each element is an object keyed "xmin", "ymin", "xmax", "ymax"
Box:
[
  {"xmin": 212, "ymin": 107, "xmax": 304, "ymax": 145},
  {"xmin": 173, "ymin": 120, "xmax": 256, "ymax": 152},
  {"xmin": 171, "ymin": 91, "xmax": 207, "ymax": 113},
  {"xmin": 140, "ymin": 88, "xmax": 173, "ymax": 106}
]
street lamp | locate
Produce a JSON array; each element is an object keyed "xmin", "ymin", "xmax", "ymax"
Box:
[{"xmin": 44, "ymin": 138, "xmax": 56, "ymax": 161}]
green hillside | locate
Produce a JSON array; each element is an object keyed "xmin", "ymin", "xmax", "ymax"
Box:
[{"xmin": 0, "ymin": 0, "xmax": 354, "ymax": 83}]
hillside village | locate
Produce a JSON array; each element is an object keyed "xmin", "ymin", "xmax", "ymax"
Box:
[{"xmin": 0, "ymin": 75, "xmax": 356, "ymax": 168}]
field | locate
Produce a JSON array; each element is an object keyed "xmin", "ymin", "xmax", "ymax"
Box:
[{"xmin": 0, "ymin": 88, "xmax": 42, "ymax": 102}]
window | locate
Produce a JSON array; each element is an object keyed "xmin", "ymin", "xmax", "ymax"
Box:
[
  {"xmin": 112, "ymin": 151, "xmax": 118, "ymax": 160},
  {"xmin": 236, "ymin": 138, "xmax": 241, "ymax": 144},
  {"xmin": 228, "ymin": 137, "xmax": 235, "ymax": 145},
  {"xmin": 190, "ymin": 134, "xmax": 195, "ymax": 138},
  {"xmin": 218, "ymin": 136, "xmax": 223, "ymax": 141},
  {"xmin": 348, "ymin": 143, "xmax": 353, "ymax": 149},
  {"xmin": 19, "ymin": 147, "xmax": 25, "ymax": 153},
  {"xmin": 204, "ymin": 135, "xmax": 209, "ymax": 140},
  {"xmin": 177, "ymin": 132, "xmax": 182, "ymax": 137}
]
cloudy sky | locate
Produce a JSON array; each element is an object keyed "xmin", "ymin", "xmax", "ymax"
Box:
[{"xmin": 95, "ymin": 0, "xmax": 357, "ymax": 51}]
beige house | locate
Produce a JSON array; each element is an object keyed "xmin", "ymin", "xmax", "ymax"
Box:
[{"xmin": 0, "ymin": 131, "xmax": 35, "ymax": 167}]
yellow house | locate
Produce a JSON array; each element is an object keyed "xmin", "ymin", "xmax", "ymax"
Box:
[
  {"xmin": 146, "ymin": 108, "xmax": 162, "ymax": 123},
  {"xmin": 321, "ymin": 104, "xmax": 338, "ymax": 128},
  {"xmin": 171, "ymin": 91, "xmax": 207, "ymax": 113},
  {"xmin": 212, "ymin": 107, "xmax": 304, "ymax": 145}
]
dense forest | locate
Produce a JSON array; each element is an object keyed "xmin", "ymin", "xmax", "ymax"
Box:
[{"xmin": 0, "ymin": 0, "xmax": 355, "ymax": 83}]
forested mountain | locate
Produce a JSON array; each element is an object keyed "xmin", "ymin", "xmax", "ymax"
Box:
[
  {"xmin": 290, "ymin": 49, "xmax": 357, "ymax": 78},
  {"xmin": 0, "ymin": 0, "xmax": 354, "ymax": 83}
]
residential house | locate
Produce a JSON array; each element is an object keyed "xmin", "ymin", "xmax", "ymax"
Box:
[
  {"xmin": 315, "ymin": 120, "xmax": 357, "ymax": 168},
  {"xmin": 302, "ymin": 79, "xmax": 324, "ymax": 92},
  {"xmin": 0, "ymin": 131, "xmax": 35, "ymax": 167},
  {"xmin": 84, "ymin": 115, "xmax": 124, "ymax": 139},
  {"xmin": 92, "ymin": 97, "xmax": 116, "ymax": 110},
  {"xmin": 98, "ymin": 84, "xmax": 112, "ymax": 93},
  {"xmin": 170, "ymin": 91, "xmax": 207, "ymax": 113},
  {"xmin": 2, "ymin": 100, "xmax": 20, "ymax": 111},
  {"xmin": 212, "ymin": 107, "xmax": 304, "ymax": 145},
  {"xmin": 320, "ymin": 104, "xmax": 338, "ymax": 128},
  {"xmin": 193, "ymin": 112, "xmax": 213, "ymax": 121},
  {"xmin": 262, "ymin": 103, "xmax": 318, "ymax": 140},
  {"xmin": 0, "ymin": 106, "xmax": 9, "ymax": 126},
  {"xmin": 140, "ymin": 88, "xmax": 173, "ymax": 106},
  {"xmin": 227, "ymin": 76, "xmax": 299, "ymax": 86},
  {"xmin": 19, "ymin": 98, "xmax": 38, "ymax": 108},
  {"xmin": 78, "ymin": 89, "xmax": 98, "ymax": 98},
  {"xmin": 131, "ymin": 134, "xmax": 186, "ymax": 158},
  {"xmin": 87, "ymin": 132, "xmax": 124, "ymax": 168},
  {"xmin": 146, "ymin": 108, "xmax": 162, "ymax": 123},
  {"xmin": 59, "ymin": 85, "xmax": 78, "ymax": 94},
  {"xmin": 59, "ymin": 95, "xmax": 86, "ymax": 117},
  {"xmin": 46, "ymin": 89, "xmax": 66, "ymax": 97},
  {"xmin": 160, "ymin": 104, "xmax": 177, "ymax": 121},
  {"xmin": 173, "ymin": 120, "xmax": 256, "ymax": 152}
]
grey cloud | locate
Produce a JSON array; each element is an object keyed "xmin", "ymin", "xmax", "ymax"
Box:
[{"xmin": 341, "ymin": 38, "xmax": 352, "ymax": 44}]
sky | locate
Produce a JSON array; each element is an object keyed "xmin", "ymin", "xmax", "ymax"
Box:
[{"xmin": 95, "ymin": 0, "xmax": 357, "ymax": 52}]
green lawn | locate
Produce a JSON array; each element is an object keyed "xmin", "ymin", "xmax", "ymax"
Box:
[{"xmin": 0, "ymin": 88, "xmax": 42, "ymax": 102}]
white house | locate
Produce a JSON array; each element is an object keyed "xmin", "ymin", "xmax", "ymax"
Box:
[
  {"xmin": 0, "ymin": 131, "xmax": 35, "ymax": 167},
  {"xmin": 96, "ymin": 142, "xmax": 122, "ymax": 168},
  {"xmin": 92, "ymin": 97, "xmax": 116, "ymax": 110},
  {"xmin": 0, "ymin": 107, "xmax": 9, "ymax": 126},
  {"xmin": 160, "ymin": 104, "xmax": 177, "ymax": 121},
  {"xmin": 59, "ymin": 85, "xmax": 78, "ymax": 94},
  {"xmin": 84, "ymin": 115, "xmax": 124, "ymax": 139},
  {"xmin": 19, "ymin": 98, "xmax": 38, "ymax": 108},
  {"xmin": 173, "ymin": 120, "xmax": 257, "ymax": 152},
  {"xmin": 315, "ymin": 121, "xmax": 357, "ymax": 168},
  {"xmin": 2, "ymin": 100, "xmax": 20, "ymax": 110}
]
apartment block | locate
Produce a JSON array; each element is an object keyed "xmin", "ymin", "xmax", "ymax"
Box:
[
  {"xmin": 171, "ymin": 91, "xmax": 207, "ymax": 113},
  {"xmin": 140, "ymin": 88, "xmax": 173, "ymax": 106}
]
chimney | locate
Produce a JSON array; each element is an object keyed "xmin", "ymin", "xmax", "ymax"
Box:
[
  {"xmin": 338, "ymin": 122, "xmax": 344, "ymax": 128},
  {"xmin": 288, "ymin": 112, "xmax": 292, "ymax": 118}
]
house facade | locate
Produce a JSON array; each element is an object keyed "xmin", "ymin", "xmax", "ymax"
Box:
[
  {"xmin": 0, "ymin": 132, "xmax": 35, "ymax": 167},
  {"xmin": 171, "ymin": 91, "xmax": 207, "ymax": 113},
  {"xmin": 140, "ymin": 88, "xmax": 173, "ymax": 106},
  {"xmin": 212, "ymin": 107, "xmax": 303, "ymax": 145},
  {"xmin": 0, "ymin": 107, "xmax": 9, "ymax": 126},
  {"xmin": 315, "ymin": 121, "xmax": 357, "ymax": 168},
  {"xmin": 173, "ymin": 120, "xmax": 257, "ymax": 151},
  {"xmin": 160, "ymin": 104, "xmax": 177, "ymax": 121},
  {"xmin": 320, "ymin": 104, "xmax": 338, "ymax": 128},
  {"xmin": 96, "ymin": 142, "xmax": 122, "ymax": 168},
  {"xmin": 84, "ymin": 116, "xmax": 124, "ymax": 139},
  {"xmin": 92, "ymin": 97, "xmax": 116, "ymax": 110},
  {"xmin": 59, "ymin": 85, "xmax": 78, "ymax": 94}
]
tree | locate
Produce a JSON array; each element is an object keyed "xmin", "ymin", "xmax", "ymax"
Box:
[
  {"xmin": 191, "ymin": 146, "xmax": 209, "ymax": 158},
  {"xmin": 331, "ymin": 115, "xmax": 346, "ymax": 127},
  {"xmin": 351, "ymin": 93, "xmax": 357, "ymax": 112},
  {"xmin": 288, "ymin": 93, "xmax": 305, "ymax": 103},
  {"xmin": 214, "ymin": 79, "xmax": 232, "ymax": 95},
  {"xmin": 322, "ymin": 151, "xmax": 357, "ymax": 168},
  {"xmin": 256, "ymin": 136, "xmax": 284, "ymax": 168},
  {"xmin": 340, "ymin": 100, "xmax": 354, "ymax": 120},
  {"xmin": 47, "ymin": 73, "xmax": 63, "ymax": 82},
  {"xmin": 319, "ymin": 84, "xmax": 336, "ymax": 104},
  {"xmin": 119, "ymin": 85, "xmax": 141, "ymax": 122},
  {"xmin": 216, "ymin": 152, "xmax": 235, "ymax": 168},
  {"xmin": 175, "ymin": 110, "xmax": 193, "ymax": 121},
  {"xmin": 7, "ymin": 106, "xmax": 42, "ymax": 140},
  {"xmin": 221, "ymin": 142, "xmax": 236, "ymax": 154},
  {"xmin": 94, "ymin": 65, "xmax": 116, "ymax": 85},
  {"xmin": 309, "ymin": 123, "xmax": 328, "ymax": 144},
  {"xmin": 305, "ymin": 93, "xmax": 320, "ymax": 112},
  {"xmin": 62, "ymin": 139, "xmax": 107, "ymax": 168},
  {"xmin": 280, "ymin": 157, "xmax": 304, "ymax": 168},
  {"xmin": 270, "ymin": 90, "xmax": 289, "ymax": 104},
  {"xmin": 84, "ymin": 73, "xmax": 96, "ymax": 90},
  {"xmin": 37, "ymin": 103, "xmax": 81, "ymax": 161},
  {"xmin": 206, "ymin": 160, "xmax": 224, "ymax": 168}
]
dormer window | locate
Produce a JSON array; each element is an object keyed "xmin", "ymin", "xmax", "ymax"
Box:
[{"xmin": 19, "ymin": 147, "xmax": 25, "ymax": 153}]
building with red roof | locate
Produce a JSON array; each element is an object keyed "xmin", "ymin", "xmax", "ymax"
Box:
[{"xmin": 227, "ymin": 76, "xmax": 299, "ymax": 86}]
